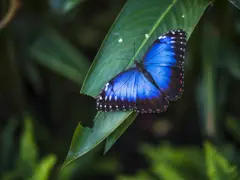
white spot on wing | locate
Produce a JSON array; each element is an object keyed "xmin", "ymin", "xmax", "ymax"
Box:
[
  {"xmin": 158, "ymin": 35, "xmax": 166, "ymax": 39},
  {"xmin": 105, "ymin": 83, "xmax": 109, "ymax": 91}
]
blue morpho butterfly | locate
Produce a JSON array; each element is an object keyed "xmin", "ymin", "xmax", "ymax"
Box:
[{"xmin": 96, "ymin": 29, "xmax": 187, "ymax": 113}]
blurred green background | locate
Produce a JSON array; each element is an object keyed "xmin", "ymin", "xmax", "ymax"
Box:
[{"xmin": 1, "ymin": 0, "xmax": 240, "ymax": 179}]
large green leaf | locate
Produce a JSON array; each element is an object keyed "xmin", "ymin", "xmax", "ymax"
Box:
[
  {"xmin": 64, "ymin": 0, "xmax": 211, "ymax": 168},
  {"xmin": 81, "ymin": 0, "xmax": 211, "ymax": 95},
  {"xmin": 63, "ymin": 112, "xmax": 134, "ymax": 167}
]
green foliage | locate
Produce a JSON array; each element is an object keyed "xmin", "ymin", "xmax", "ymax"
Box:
[
  {"xmin": 64, "ymin": 0, "xmax": 211, "ymax": 167},
  {"xmin": 118, "ymin": 142, "xmax": 240, "ymax": 180},
  {"xmin": 63, "ymin": 113, "xmax": 133, "ymax": 167},
  {"xmin": 204, "ymin": 142, "xmax": 239, "ymax": 180},
  {"xmin": 117, "ymin": 171, "xmax": 152, "ymax": 180},
  {"xmin": 1, "ymin": 0, "xmax": 240, "ymax": 179},
  {"xmin": 81, "ymin": 0, "xmax": 211, "ymax": 96},
  {"xmin": 228, "ymin": 0, "xmax": 240, "ymax": 9},
  {"xmin": 30, "ymin": 28, "xmax": 90, "ymax": 86},
  {"xmin": 226, "ymin": 115, "xmax": 240, "ymax": 143},
  {"xmin": 0, "ymin": 116, "xmax": 56, "ymax": 180},
  {"xmin": 17, "ymin": 117, "xmax": 38, "ymax": 177},
  {"xmin": 30, "ymin": 155, "xmax": 57, "ymax": 180},
  {"xmin": 0, "ymin": 119, "xmax": 17, "ymax": 175},
  {"xmin": 49, "ymin": 0, "xmax": 87, "ymax": 14},
  {"xmin": 197, "ymin": 22, "xmax": 219, "ymax": 138}
]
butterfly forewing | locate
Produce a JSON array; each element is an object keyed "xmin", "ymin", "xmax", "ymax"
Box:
[{"xmin": 143, "ymin": 29, "xmax": 186, "ymax": 100}]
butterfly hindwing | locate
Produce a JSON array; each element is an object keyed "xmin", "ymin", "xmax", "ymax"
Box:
[
  {"xmin": 96, "ymin": 68, "xmax": 169, "ymax": 113},
  {"xmin": 143, "ymin": 29, "xmax": 186, "ymax": 100},
  {"xmin": 145, "ymin": 65, "xmax": 184, "ymax": 100}
]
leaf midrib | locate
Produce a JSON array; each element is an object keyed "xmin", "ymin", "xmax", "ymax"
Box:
[{"xmin": 126, "ymin": 0, "xmax": 178, "ymax": 68}]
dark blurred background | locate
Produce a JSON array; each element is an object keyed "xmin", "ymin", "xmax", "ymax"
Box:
[{"xmin": 1, "ymin": 0, "xmax": 240, "ymax": 179}]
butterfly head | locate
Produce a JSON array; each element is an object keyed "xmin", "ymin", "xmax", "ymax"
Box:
[
  {"xmin": 134, "ymin": 60, "xmax": 142, "ymax": 67},
  {"xmin": 133, "ymin": 60, "xmax": 138, "ymax": 64}
]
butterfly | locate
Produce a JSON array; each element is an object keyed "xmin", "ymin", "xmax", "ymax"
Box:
[{"xmin": 96, "ymin": 29, "xmax": 187, "ymax": 113}]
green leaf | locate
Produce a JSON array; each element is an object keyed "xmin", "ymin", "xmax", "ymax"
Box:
[
  {"xmin": 153, "ymin": 164, "xmax": 185, "ymax": 180},
  {"xmin": 197, "ymin": 22, "xmax": 219, "ymax": 138},
  {"xmin": 204, "ymin": 141, "xmax": 239, "ymax": 180},
  {"xmin": 49, "ymin": 0, "xmax": 86, "ymax": 14},
  {"xmin": 81, "ymin": 0, "xmax": 211, "ymax": 96},
  {"xmin": 30, "ymin": 28, "xmax": 90, "ymax": 86},
  {"xmin": 228, "ymin": 0, "xmax": 240, "ymax": 9},
  {"xmin": 226, "ymin": 51, "xmax": 240, "ymax": 80},
  {"xmin": 25, "ymin": 61, "xmax": 43, "ymax": 93},
  {"xmin": 0, "ymin": 119, "xmax": 17, "ymax": 173},
  {"xmin": 65, "ymin": 0, "xmax": 211, "ymax": 167},
  {"xmin": 30, "ymin": 155, "xmax": 57, "ymax": 180},
  {"xmin": 117, "ymin": 171, "xmax": 152, "ymax": 180},
  {"xmin": 17, "ymin": 116, "xmax": 38, "ymax": 177},
  {"xmin": 141, "ymin": 143, "xmax": 206, "ymax": 180},
  {"xmin": 104, "ymin": 113, "xmax": 137, "ymax": 154},
  {"xmin": 63, "ymin": 112, "xmax": 134, "ymax": 168},
  {"xmin": 226, "ymin": 115, "xmax": 240, "ymax": 143}
]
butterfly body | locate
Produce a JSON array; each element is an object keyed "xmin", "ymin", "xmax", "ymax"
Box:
[
  {"xmin": 134, "ymin": 60, "xmax": 156, "ymax": 86},
  {"xmin": 96, "ymin": 29, "xmax": 187, "ymax": 113}
]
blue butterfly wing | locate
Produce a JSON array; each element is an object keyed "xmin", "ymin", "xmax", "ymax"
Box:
[
  {"xmin": 143, "ymin": 29, "xmax": 187, "ymax": 100},
  {"xmin": 96, "ymin": 68, "xmax": 169, "ymax": 113}
]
